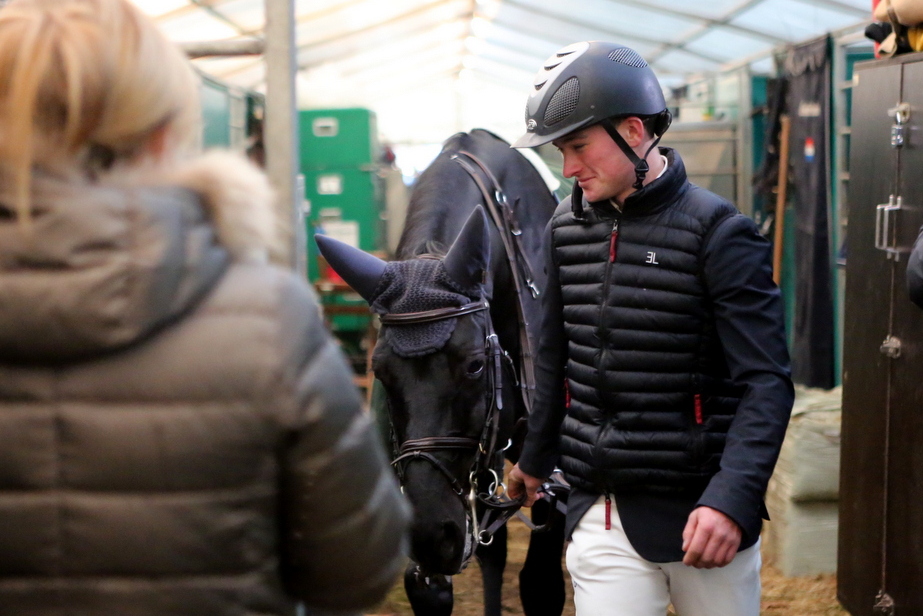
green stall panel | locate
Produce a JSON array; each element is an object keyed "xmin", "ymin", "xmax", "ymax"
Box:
[
  {"xmin": 305, "ymin": 167, "xmax": 384, "ymax": 335},
  {"xmin": 750, "ymin": 76, "xmax": 769, "ymax": 225},
  {"xmin": 305, "ymin": 167, "xmax": 383, "ymax": 274},
  {"xmin": 830, "ymin": 47, "xmax": 875, "ymax": 385},
  {"xmin": 200, "ymin": 76, "xmax": 232, "ymax": 148},
  {"xmin": 299, "ymin": 108, "xmax": 378, "ymax": 169}
]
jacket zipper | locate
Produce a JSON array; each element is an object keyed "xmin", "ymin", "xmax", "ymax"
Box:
[
  {"xmin": 596, "ymin": 218, "xmax": 620, "ymax": 372},
  {"xmin": 592, "ymin": 218, "xmax": 621, "ymax": 472},
  {"xmin": 694, "ymin": 393, "xmax": 703, "ymax": 424},
  {"xmin": 608, "ymin": 221, "xmax": 619, "ymax": 263}
]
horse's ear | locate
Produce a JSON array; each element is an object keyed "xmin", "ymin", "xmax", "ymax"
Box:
[
  {"xmin": 314, "ymin": 234, "xmax": 386, "ymax": 303},
  {"xmin": 444, "ymin": 205, "xmax": 490, "ymax": 290}
]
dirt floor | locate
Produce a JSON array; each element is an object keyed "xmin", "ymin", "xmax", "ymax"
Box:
[{"xmin": 368, "ymin": 515, "xmax": 847, "ymax": 616}]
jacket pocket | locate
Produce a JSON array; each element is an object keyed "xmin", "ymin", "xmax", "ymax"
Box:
[{"xmin": 687, "ymin": 376, "xmax": 706, "ymax": 466}]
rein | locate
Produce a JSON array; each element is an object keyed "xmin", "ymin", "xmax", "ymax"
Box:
[{"xmin": 451, "ymin": 150, "xmax": 539, "ymax": 416}]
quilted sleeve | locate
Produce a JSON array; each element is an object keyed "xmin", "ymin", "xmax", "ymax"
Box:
[{"xmin": 273, "ymin": 273, "xmax": 411, "ymax": 612}]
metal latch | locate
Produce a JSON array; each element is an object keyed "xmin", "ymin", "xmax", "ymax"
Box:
[
  {"xmin": 889, "ymin": 103, "xmax": 911, "ymax": 148},
  {"xmin": 873, "ymin": 590, "xmax": 895, "ymax": 615},
  {"xmin": 880, "ymin": 336, "xmax": 902, "ymax": 359},
  {"xmin": 875, "ymin": 195, "xmax": 906, "ymax": 260}
]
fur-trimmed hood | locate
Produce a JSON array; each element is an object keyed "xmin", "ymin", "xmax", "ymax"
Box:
[
  {"xmin": 0, "ymin": 151, "xmax": 278, "ymax": 362},
  {"xmin": 101, "ymin": 150, "xmax": 280, "ymax": 263}
]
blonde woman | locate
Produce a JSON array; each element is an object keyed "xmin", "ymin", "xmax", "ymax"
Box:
[{"xmin": 0, "ymin": 1, "xmax": 410, "ymax": 614}]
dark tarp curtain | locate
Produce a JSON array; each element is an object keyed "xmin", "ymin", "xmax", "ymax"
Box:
[
  {"xmin": 784, "ymin": 36, "xmax": 835, "ymax": 389},
  {"xmin": 752, "ymin": 76, "xmax": 789, "ymax": 208}
]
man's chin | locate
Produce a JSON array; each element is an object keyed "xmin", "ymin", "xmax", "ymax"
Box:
[{"xmin": 582, "ymin": 189, "xmax": 601, "ymax": 202}]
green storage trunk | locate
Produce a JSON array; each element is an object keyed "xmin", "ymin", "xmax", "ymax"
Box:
[
  {"xmin": 305, "ymin": 167, "xmax": 383, "ymax": 279},
  {"xmin": 300, "ymin": 108, "xmax": 384, "ymax": 340},
  {"xmin": 299, "ymin": 108, "xmax": 379, "ymax": 169},
  {"xmin": 305, "ymin": 167, "xmax": 383, "ymax": 334}
]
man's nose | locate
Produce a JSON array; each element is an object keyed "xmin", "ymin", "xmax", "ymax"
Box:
[{"xmin": 561, "ymin": 154, "xmax": 579, "ymax": 178}]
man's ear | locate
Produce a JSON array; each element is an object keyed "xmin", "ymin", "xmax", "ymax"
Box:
[{"xmin": 619, "ymin": 116, "xmax": 647, "ymax": 147}]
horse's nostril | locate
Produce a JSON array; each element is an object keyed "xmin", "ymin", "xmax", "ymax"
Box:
[
  {"xmin": 410, "ymin": 518, "xmax": 465, "ymax": 574},
  {"xmin": 437, "ymin": 521, "xmax": 465, "ymax": 566},
  {"xmin": 441, "ymin": 521, "xmax": 461, "ymax": 551}
]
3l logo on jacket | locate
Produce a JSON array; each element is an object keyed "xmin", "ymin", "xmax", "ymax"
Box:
[{"xmin": 646, "ymin": 251, "xmax": 659, "ymax": 265}]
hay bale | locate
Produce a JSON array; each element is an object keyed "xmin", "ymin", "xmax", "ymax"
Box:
[
  {"xmin": 775, "ymin": 387, "xmax": 842, "ymax": 501},
  {"xmin": 764, "ymin": 496, "xmax": 839, "ymax": 576},
  {"xmin": 763, "ymin": 386, "xmax": 842, "ymax": 576}
]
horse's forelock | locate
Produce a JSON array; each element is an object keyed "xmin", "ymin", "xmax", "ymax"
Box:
[{"xmin": 420, "ymin": 244, "xmax": 446, "ymax": 258}]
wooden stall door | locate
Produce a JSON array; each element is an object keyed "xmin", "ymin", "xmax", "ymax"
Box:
[
  {"xmin": 882, "ymin": 59, "xmax": 923, "ymax": 614},
  {"xmin": 839, "ymin": 54, "xmax": 923, "ymax": 616}
]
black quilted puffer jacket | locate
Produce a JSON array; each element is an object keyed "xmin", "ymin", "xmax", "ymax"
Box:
[
  {"xmin": 520, "ymin": 149, "xmax": 793, "ymax": 537},
  {"xmin": 0, "ymin": 153, "xmax": 410, "ymax": 616}
]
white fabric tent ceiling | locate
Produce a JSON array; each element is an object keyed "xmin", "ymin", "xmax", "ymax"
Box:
[{"xmin": 130, "ymin": 0, "xmax": 870, "ymax": 147}]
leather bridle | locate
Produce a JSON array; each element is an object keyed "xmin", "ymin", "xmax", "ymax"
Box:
[
  {"xmin": 385, "ymin": 300, "xmax": 504, "ymax": 483},
  {"xmin": 384, "ymin": 299, "xmax": 512, "ymax": 565},
  {"xmin": 384, "ymin": 149, "xmax": 560, "ymax": 571}
]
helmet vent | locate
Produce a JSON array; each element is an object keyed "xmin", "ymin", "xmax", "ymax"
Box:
[
  {"xmin": 608, "ymin": 48, "xmax": 647, "ymax": 68},
  {"xmin": 543, "ymin": 77, "xmax": 580, "ymax": 127}
]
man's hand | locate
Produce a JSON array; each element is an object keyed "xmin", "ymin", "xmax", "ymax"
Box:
[
  {"xmin": 507, "ymin": 464, "xmax": 545, "ymax": 507},
  {"xmin": 681, "ymin": 506, "xmax": 742, "ymax": 568}
]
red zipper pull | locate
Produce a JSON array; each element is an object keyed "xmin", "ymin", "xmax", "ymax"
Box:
[
  {"xmin": 605, "ymin": 494, "xmax": 611, "ymax": 530},
  {"xmin": 609, "ymin": 224, "xmax": 619, "ymax": 263},
  {"xmin": 694, "ymin": 394, "xmax": 703, "ymax": 425},
  {"xmin": 564, "ymin": 379, "xmax": 571, "ymax": 408}
]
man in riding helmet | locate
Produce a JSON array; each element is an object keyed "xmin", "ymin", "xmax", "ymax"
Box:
[{"xmin": 507, "ymin": 41, "xmax": 793, "ymax": 616}]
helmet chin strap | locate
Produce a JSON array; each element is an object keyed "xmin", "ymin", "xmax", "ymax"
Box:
[
  {"xmin": 601, "ymin": 121, "xmax": 663, "ymax": 190},
  {"xmin": 570, "ymin": 180, "xmax": 586, "ymax": 219}
]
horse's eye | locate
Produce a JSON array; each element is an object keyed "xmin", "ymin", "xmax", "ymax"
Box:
[{"xmin": 466, "ymin": 359, "xmax": 485, "ymax": 377}]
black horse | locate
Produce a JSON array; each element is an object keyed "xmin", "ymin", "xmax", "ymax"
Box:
[{"xmin": 316, "ymin": 129, "xmax": 564, "ymax": 616}]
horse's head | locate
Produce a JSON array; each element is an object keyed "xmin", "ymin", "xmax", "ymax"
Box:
[{"xmin": 317, "ymin": 207, "xmax": 514, "ymax": 574}]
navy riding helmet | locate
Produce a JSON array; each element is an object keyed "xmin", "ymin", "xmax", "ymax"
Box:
[{"xmin": 513, "ymin": 41, "xmax": 672, "ymax": 189}]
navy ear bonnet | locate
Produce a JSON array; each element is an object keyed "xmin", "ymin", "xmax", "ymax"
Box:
[{"xmin": 370, "ymin": 258, "xmax": 481, "ymax": 358}]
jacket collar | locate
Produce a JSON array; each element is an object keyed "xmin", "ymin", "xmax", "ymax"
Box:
[{"xmin": 0, "ymin": 151, "xmax": 276, "ymax": 363}]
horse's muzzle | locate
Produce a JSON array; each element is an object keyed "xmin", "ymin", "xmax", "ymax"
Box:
[{"xmin": 410, "ymin": 518, "xmax": 467, "ymax": 574}]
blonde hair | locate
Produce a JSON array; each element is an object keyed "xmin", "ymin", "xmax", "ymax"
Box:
[{"xmin": 0, "ymin": 0, "xmax": 200, "ymax": 230}]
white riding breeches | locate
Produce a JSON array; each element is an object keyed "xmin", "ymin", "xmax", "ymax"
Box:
[{"xmin": 565, "ymin": 496, "xmax": 762, "ymax": 616}]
